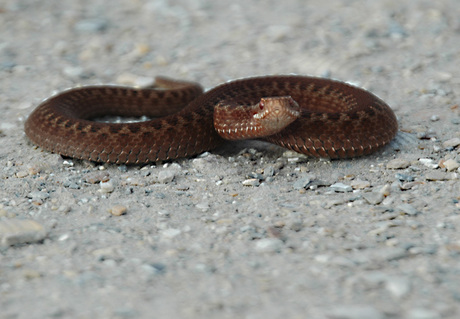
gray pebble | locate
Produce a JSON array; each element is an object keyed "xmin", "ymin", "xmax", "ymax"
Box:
[
  {"xmin": 406, "ymin": 308, "xmax": 441, "ymax": 319},
  {"xmin": 196, "ymin": 202, "xmax": 210, "ymax": 211},
  {"xmin": 385, "ymin": 276, "xmax": 411, "ymax": 298},
  {"xmin": 118, "ymin": 165, "xmax": 128, "ymax": 173},
  {"xmin": 74, "ymin": 19, "xmax": 109, "ymax": 32},
  {"xmin": 397, "ymin": 203, "xmax": 420, "ymax": 216},
  {"xmin": 161, "ymin": 228, "xmax": 181, "ymax": 239},
  {"xmin": 425, "ymin": 171, "xmax": 449, "ymax": 181},
  {"xmin": 141, "ymin": 263, "xmax": 166, "ymax": 276},
  {"xmin": 113, "ymin": 308, "xmax": 139, "ymax": 318},
  {"xmin": 362, "ymin": 192, "xmax": 384, "ymax": 205},
  {"xmin": 395, "ymin": 173, "xmax": 415, "ymax": 182},
  {"xmin": 263, "ymin": 166, "xmax": 276, "ymax": 177},
  {"xmin": 287, "ymin": 219, "xmax": 304, "ymax": 231},
  {"xmin": 158, "ymin": 170, "xmax": 176, "ymax": 183},
  {"xmin": 442, "ymin": 137, "xmax": 460, "ymax": 148},
  {"xmin": 27, "ymin": 191, "xmax": 50, "ymax": 201},
  {"xmin": 326, "ymin": 305, "xmax": 384, "ymax": 319},
  {"xmin": 0, "ymin": 219, "xmax": 47, "ymax": 246},
  {"xmin": 254, "ymin": 238, "xmax": 284, "ymax": 253},
  {"xmin": 293, "ymin": 175, "xmax": 313, "ymax": 190},
  {"xmin": 330, "ymin": 182, "xmax": 353, "ymax": 193},
  {"xmin": 387, "ymin": 158, "xmax": 410, "ymax": 169},
  {"xmin": 247, "ymin": 172, "xmax": 264, "ymax": 180},
  {"xmin": 192, "ymin": 156, "xmax": 220, "ymax": 171}
]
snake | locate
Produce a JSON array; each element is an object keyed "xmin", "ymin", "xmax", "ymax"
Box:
[{"xmin": 24, "ymin": 75, "xmax": 398, "ymax": 164}]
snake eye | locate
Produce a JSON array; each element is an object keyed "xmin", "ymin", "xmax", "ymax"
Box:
[{"xmin": 259, "ymin": 101, "xmax": 264, "ymax": 110}]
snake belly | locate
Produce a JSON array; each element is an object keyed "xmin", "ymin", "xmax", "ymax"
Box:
[{"xmin": 24, "ymin": 75, "xmax": 398, "ymax": 164}]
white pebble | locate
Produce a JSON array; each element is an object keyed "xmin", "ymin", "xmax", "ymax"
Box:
[
  {"xmin": 99, "ymin": 181, "xmax": 114, "ymax": 193},
  {"xmin": 254, "ymin": 238, "xmax": 283, "ymax": 253},
  {"xmin": 418, "ymin": 158, "xmax": 438, "ymax": 169},
  {"xmin": 442, "ymin": 159, "xmax": 459, "ymax": 171},
  {"xmin": 242, "ymin": 179, "xmax": 260, "ymax": 187}
]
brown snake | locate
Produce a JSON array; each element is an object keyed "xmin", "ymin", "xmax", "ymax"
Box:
[{"xmin": 24, "ymin": 75, "xmax": 398, "ymax": 164}]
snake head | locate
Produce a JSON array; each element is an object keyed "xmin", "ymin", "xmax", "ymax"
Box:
[
  {"xmin": 251, "ymin": 96, "xmax": 301, "ymax": 135},
  {"xmin": 214, "ymin": 95, "xmax": 301, "ymax": 140}
]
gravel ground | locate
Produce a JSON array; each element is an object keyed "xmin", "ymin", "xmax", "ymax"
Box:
[{"xmin": 1, "ymin": 0, "xmax": 460, "ymax": 318}]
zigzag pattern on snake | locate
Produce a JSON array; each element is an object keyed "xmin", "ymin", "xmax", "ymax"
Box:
[{"xmin": 24, "ymin": 75, "xmax": 398, "ymax": 164}]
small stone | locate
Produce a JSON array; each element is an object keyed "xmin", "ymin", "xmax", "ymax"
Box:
[
  {"xmin": 0, "ymin": 219, "xmax": 47, "ymax": 246},
  {"xmin": 263, "ymin": 166, "xmax": 276, "ymax": 177},
  {"xmin": 406, "ymin": 308, "xmax": 441, "ymax": 319},
  {"xmin": 293, "ymin": 175, "xmax": 312, "ymax": 190},
  {"xmin": 15, "ymin": 171, "xmax": 29, "ymax": 178},
  {"xmin": 397, "ymin": 204, "xmax": 419, "ymax": 216},
  {"xmin": 254, "ymin": 238, "xmax": 284, "ymax": 253},
  {"xmin": 113, "ymin": 308, "xmax": 139, "ymax": 318},
  {"xmin": 385, "ymin": 276, "xmax": 411, "ymax": 298},
  {"xmin": 327, "ymin": 305, "xmax": 384, "ymax": 319},
  {"xmin": 350, "ymin": 179, "xmax": 370, "ymax": 189},
  {"xmin": 287, "ymin": 219, "xmax": 304, "ymax": 231},
  {"xmin": 63, "ymin": 66, "xmax": 85, "ymax": 79},
  {"xmin": 242, "ymin": 178, "xmax": 260, "ymax": 187},
  {"xmin": 441, "ymin": 159, "xmax": 459, "ymax": 171},
  {"xmin": 141, "ymin": 263, "xmax": 166, "ymax": 276},
  {"xmin": 379, "ymin": 184, "xmax": 392, "ymax": 196},
  {"xmin": 283, "ymin": 151, "xmax": 309, "ymax": 163},
  {"xmin": 27, "ymin": 191, "xmax": 50, "ymax": 201},
  {"xmin": 419, "ymin": 158, "xmax": 438, "ymax": 169},
  {"xmin": 92, "ymin": 246, "xmax": 122, "ymax": 261},
  {"xmin": 442, "ymin": 137, "xmax": 460, "ymax": 148},
  {"xmin": 27, "ymin": 165, "xmax": 41, "ymax": 175},
  {"xmin": 395, "ymin": 173, "xmax": 415, "ymax": 182},
  {"xmin": 158, "ymin": 169, "xmax": 176, "ymax": 183},
  {"xmin": 99, "ymin": 180, "xmax": 114, "ymax": 193},
  {"xmin": 195, "ymin": 202, "xmax": 210, "ymax": 211},
  {"xmin": 109, "ymin": 205, "xmax": 127, "ymax": 216},
  {"xmin": 386, "ymin": 158, "xmax": 410, "ymax": 169},
  {"xmin": 330, "ymin": 182, "xmax": 352, "ymax": 192},
  {"xmin": 191, "ymin": 155, "xmax": 220, "ymax": 171},
  {"xmin": 425, "ymin": 171, "xmax": 449, "ymax": 181},
  {"xmin": 118, "ymin": 165, "xmax": 128, "ymax": 173},
  {"xmin": 161, "ymin": 228, "xmax": 181, "ymax": 239},
  {"xmin": 430, "ymin": 115, "xmax": 440, "ymax": 122},
  {"xmin": 363, "ymin": 192, "xmax": 384, "ymax": 205},
  {"xmin": 74, "ymin": 18, "xmax": 108, "ymax": 32},
  {"xmin": 84, "ymin": 171, "xmax": 110, "ymax": 184},
  {"xmin": 57, "ymin": 205, "xmax": 71, "ymax": 214}
]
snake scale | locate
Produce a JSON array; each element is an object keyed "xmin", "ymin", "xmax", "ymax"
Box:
[{"xmin": 24, "ymin": 75, "xmax": 398, "ymax": 164}]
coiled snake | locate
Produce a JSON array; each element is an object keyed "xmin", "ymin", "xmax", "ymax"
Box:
[{"xmin": 24, "ymin": 75, "xmax": 398, "ymax": 164}]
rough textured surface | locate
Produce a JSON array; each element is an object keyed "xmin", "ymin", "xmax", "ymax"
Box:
[{"xmin": 1, "ymin": 0, "xmax": 460, "ymax": 318}]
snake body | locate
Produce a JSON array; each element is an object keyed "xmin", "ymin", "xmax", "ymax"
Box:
[{"xmin": 24, "ymin": 75, "xmax": 398, "ymax": 164}]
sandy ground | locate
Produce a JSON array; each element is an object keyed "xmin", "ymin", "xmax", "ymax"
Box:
[{"xmin": 1, "ymin": 0, "xmax": 460, "ymax": 318}]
